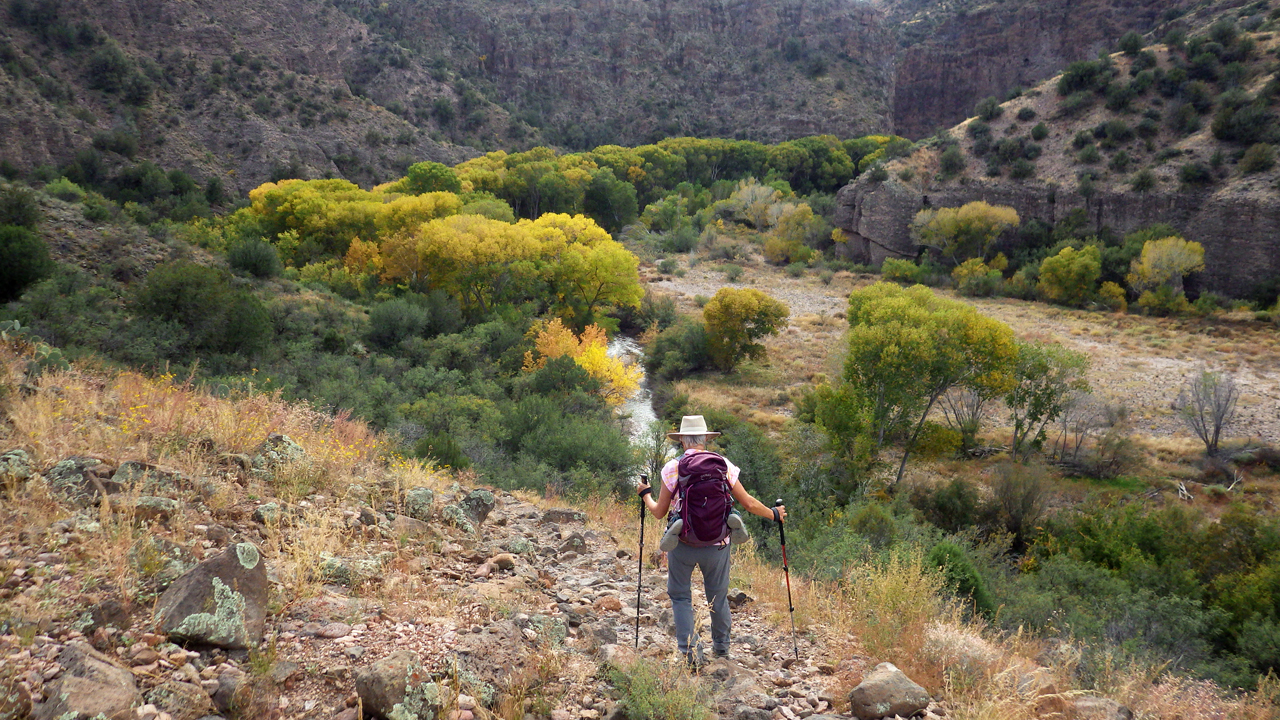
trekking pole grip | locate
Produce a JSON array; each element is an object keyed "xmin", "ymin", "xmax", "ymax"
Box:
[{"xmin": 774, "ymin": 498, "xmax": 786, "ymax": 546}]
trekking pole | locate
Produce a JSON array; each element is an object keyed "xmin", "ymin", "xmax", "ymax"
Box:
[
  {"xmin": 636, "ymin": 475, "xmax": 647, "ymax": 649},
  {"xmin": 775, "ymin": 498, "xmax": 799, "ymax": 660}
]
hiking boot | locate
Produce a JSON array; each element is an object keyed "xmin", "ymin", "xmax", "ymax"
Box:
[
  {"xmin": 727, "ymin": 512, "xmax": 749, "ymax": 545},
  {"xmin": 684, "ymin": 650, "xmax": 708, "ymax": 672},
  {"xmin": 659, "ymin": 518, "xmax": 683, "ymax": 552}
]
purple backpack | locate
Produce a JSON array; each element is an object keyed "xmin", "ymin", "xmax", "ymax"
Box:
[{"xmin": 676, "ymin": 451, "xmax": 733, "ymax": 547}]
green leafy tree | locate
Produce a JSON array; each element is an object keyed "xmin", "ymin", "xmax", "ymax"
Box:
[
  {"xmin": 910, "ymin": 201, "xmax": 1019, "ymax": 266},
  {"xmin": 0, "ymin": 225, "xmax": 54, "ymax": 302},
  {"xmin": 1037, "ymin": 245, "xmax": 1101, "ymax": 306},
  {"xmin": 582, "ymin": 168, "xmax": 638, "ymax": 232},
  {"xmin": 1006, "ymin": 341, "xmax": 1090, "ymax": 460},
  {"xmin": 702, "ymin": 288, "xmax": 789, "ymax": 372},
  {"xmin": 402, "ymin": 161, "xmax": 462, "ymax": 194},
  {"xmin": 826, "ymin": 283, "xmax": 1017, "ymax": 485}
]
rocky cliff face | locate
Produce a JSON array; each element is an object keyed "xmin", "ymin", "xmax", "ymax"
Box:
[
  {"xmin": 880, "ymin": 0, "xmax": 1181, "ymax": 138},
  {"xmin": 834, "ymin": 176, "xmax": 1280, "ymax": 295},
  {"xmin": 332, "ymin": 0, "xmax": 897, "ymax": 148}
]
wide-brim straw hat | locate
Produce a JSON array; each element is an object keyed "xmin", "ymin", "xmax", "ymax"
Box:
[{"xmin": 666, "ymin": 415, "xmax": 721, "ymax": 441}]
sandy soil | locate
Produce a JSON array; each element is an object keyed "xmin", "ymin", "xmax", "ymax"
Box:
[{"xmin": 648, "ymin": 261, "xmax": 1280, "ymax": 445}]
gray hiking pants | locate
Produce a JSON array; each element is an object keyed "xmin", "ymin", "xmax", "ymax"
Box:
[{"xmin": 666, "ymin": 541, "xmax": 732, "ymax": 658}]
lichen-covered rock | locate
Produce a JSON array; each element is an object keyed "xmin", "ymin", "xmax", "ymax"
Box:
[
  {"xmin": 355, "ymin": 650, "xmax": 440, "ymax": 720},
  {"xmin": 847, "ymin": 662, "xmax": 930, "ymax": 720},
  {"xmin": 45, "ymin": 456, "xmax": 120, "ymax": 508},
  {"xmin": 251, "ymin": 433, "xmax": 305, "ymax": 471},
  {"xmin": 441, "ymin": 504, "xmax": 475, "ymax": 534},
  {"xmin": 0, "ymin": 449, "xmax": 32, "ymax": 486},
  {"xmin": 252, "ymin": 502, "xmax": 282, "ymax": 525},
  {"xmin": 320, "ymin": 555, "xmax": 384, "ymax": 587},
  {"xmin": 502, "ymin": 537, "xmax": 534, "ymax": 555},
  {"xmin": 540, "ymin": 508, "xmax": 587, "ymax": 525},
  {"xmin": 0, "ymin": 676, "xmax": 32, "ymax": 720},
  {"xmin": 145, "ymin": 680, "xmax": 215, "ymax": 720},
  {"xmin": 462, "ymin": 489, "xmax": 495, "ymax": 525},
  {"xmin": 113, "ymin": 461, "xmax": 184, "ymax": 495},
  {"xmin": 403, "ymin": 487, "xmax": 435, "ymax": 522},
  {"xmin": 132, "ymin": 496, "xmax": 180, "ymax": 523},
  {"xmin": 31, "ymin": 641, "xmax": 141, "ymax": 720},
  {"xmin": 154, "ymin": 543, "xmax": 269, "ymax": 649}
]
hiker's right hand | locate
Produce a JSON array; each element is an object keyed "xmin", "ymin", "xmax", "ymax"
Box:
[{"xmin": 774, "ymin": 505, "xmax": 787, "ymax": 522}]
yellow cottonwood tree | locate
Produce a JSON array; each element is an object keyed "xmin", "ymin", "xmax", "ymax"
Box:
[{"xmin": 523, "ymin": 319, "xmax": 641, "ymax": 406}]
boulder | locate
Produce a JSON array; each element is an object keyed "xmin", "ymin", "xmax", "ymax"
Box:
[
  {"xmin": 0, "ymin": 676, "xmax": 32, "ymax": 719},
  {"xmin": 153, "ymin": 543, "xmax": 269, "ymax": 649},
  {"xmin": 1072, "ymin": 696, "xmax": 1133, "ymax": 720},
  {"xmin": 461, "ymin": 489, "xmax": 496, "ymax": 524},
  {"xmin": 355, "ymin": 650, "xmax": 440, "ymax": 720},
  {"xmin": 145, "ymin": 680, "xmax": 215, "ymax": 720},
  {"xmin": 320, "ymin": 555, "xmax": 384, "ymax": 587},
  {"xmin": 403, "ymin": 487, "xmax": 435, "ymax": 521},
  {"xmin": 251, "ymin": 433, "xmax": 305, "ymax": 471},
  {"xmin": 211, "ymin": 668, "xmax": 246, "ymax": 714},
  {"xmin": 85, "ymin": 598, "xmax": 134, "ymax": 633},
  {"xmin": 32, "ymin": 642, "xmax": 140, "ymax": 720},
  {"xmin": 45, "ymin": 456, "xmax": 119, "ymax": 507},
  {"xmin": 252, "ymin": 502, "xmax": 282, "ymax": 525},
  {"xmin": 0, "ymin": 449, "xmax": 32, "ymax": 485},
  {"xmin": 113, "ymin": 461, "xmax": 185, "ymax": 495},
  {"xmin": 390, "ymin": 515, "xmax": 435, "ymax": 538},
  {"xmin": 847, "ymin": 662, "xmax": 930, "ymax": 720},
  {"xmin": 540, "ymin": 508, "xmax": 587, "ymax": 525},
  {"xmin": 502, "ymin": 537, "xmax": 534, "ymax": 554},
  {"xmin": 441, "ymin": 504, "xmax": 476, "ymax": 534},
  {"xmin": 132, "ymin": 496, "xmax": 180, "ymax": 524}
]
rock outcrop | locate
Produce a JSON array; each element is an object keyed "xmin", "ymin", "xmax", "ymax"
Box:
[
  {"xmin": 883, "ymin": 0, "xmax": 1175, "ymax": 137},
  {"xmin": 835, "ymin": 177, "xmax": 1280, "ymax": 295}
]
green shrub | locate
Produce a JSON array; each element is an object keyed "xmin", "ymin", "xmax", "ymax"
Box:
[
  {"xmin": 133, "ymin": 261, "xmax": 271, "ymax": 355},
  {"xmin": 927, "ymin": 541, "xmax": 996, "ymax": 618},
  {"xmin": 847, "ymin": 502, "xmax": 898, "ymax": 548},
  {"xmin": 645, "ymin": 319, "xmax": 711, "ymax": 381},
  {"xmin": 368, "ymin": 298, "xmax": 430, "ymax": 348},
  {"xmin": 975, "ymin": 96, "xmax": 1003, "ymax": 122},
  {"xmin": 1058, "ymin": 59, "xmax": 1108, "ymax": 95},
  {"xmin": 607, "ymin": 659, "xmax": 711, "ymax": 720},
  {"xmin": 880, "ymin": 257, "xmax": 922, "ymax": 283},
  {"xmin": 939, "ymin": 145, "xmax": 965, "ymax": 176},
  {"xmin": 721, "ymin": 264, "xmax": 743, "ymax": 282},
  {"xmin": 0, "ymin": 224, "xmax": 54, "ymax": 302},
  {"xmin": 1031, "ymin": 123, "xmax": 1049, "ymax": 141},
  {"xmin": 81, "ymin": 192, "xmax": 117, "ymax": 222},
  {"xmin": 1180, "ymin": 162, "xmax": 1214, "ymax": 186},
  {"xmin": 0, "ymin": 184, "xmax": 41, "ymax": 228},
  {"xmin": 1118, "ymin": 31, "xmax": 1144, "ymax": 56},
  {"xmin": 414, "ymin": 433, "xmax": 471, "ymax": 469},
  {"xmin": 785, "ymin": 261, "xmax": 806, "ymax": 278},
  {"xmin": 1240, "ymin": 143, "xmax": 1277, "ymax": 173},
  {"xmin": 1137, "ymin": 285, "xmax": 1191, "ymax": 315},
  {"xmin": 1077, "ymin": 144, "xmax": 1101, "ymax": 164},
  {"xmin": 1009, "ymin": 159, "xmax": 1035, "ymax": 179},
  {"xmin": 402, "ymin": 161, "xmax": 462, "ymax": 194},
  {"xmin": 1109, "ymin": 150, "xmax": 1132, "ymax": 173},
  {"xmin": 1016, "ymin": 107, "xmax": 1037, "ymax": 122},
  {"xmin": 228, "ymin": 239, "xmax": 283, "ymax": 278},
  {"xmin": 91, "ymin": 129, "xmax": 139, "ymax": 158},
  {"xmin": 911, "ymin": 479, "xmax": 985, "ymax": 533},
  {"xmin": 43, "ymin": 177, "xmax": 84, "ymax": 202},
  {"xmin": 657, "ymin": 258, "xmax": 678, "ymax": 274},
  {"xmin": 867, "ymin": 165, "xmax": 889, "ymax": 182},
  {"xmin": 913, "ymin": 422, "xmax": 963, "ymax": 458},
  {"xmin": 1130, "ymin": 168, "xmax": 1157, "ymax": 191},
  {"xmin": 1212, "ymin": 101, "xmax": 1278, "ymax": 145}
]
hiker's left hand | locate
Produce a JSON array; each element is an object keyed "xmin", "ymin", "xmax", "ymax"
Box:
[
  {"xmin": 637, "ymin": 478, "xmax": 651, "ymax": 497},
  {"xmin": 774, "ymin": 505, "xmax": 787, "ymax": 522}
]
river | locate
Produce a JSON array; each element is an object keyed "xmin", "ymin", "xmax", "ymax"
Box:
[{"xmin": 607, "ymin": 335, "xmax": 658, "ymax": 447}]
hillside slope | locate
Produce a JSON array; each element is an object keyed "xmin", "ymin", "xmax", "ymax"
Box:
[{"xmin": 835, "ymin": 25, "xmax": 1280, "ymax": 295}]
